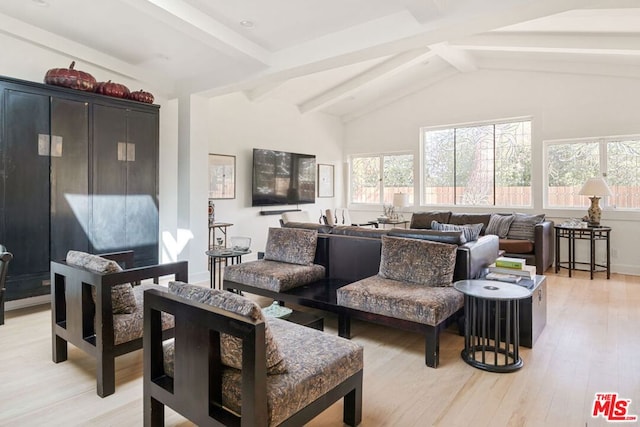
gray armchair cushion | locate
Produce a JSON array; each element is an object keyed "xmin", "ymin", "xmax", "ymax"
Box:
[
  {"xmin": 168, "ymin": 281, "xmax": 287, "ymax": 374},
  {"xmin": 264, "ymin": 227, "xmax": 317, "ymax": 266},
  {"xmin": 379, "ymin": 236, "xmax": 457, "ymax": 287},
  {"xmin": 66, "ymin": 250, "xmax": 136, "ymax": 314},
  {"xmin": 224, "ymin": 260, "xmax": 325, "ymax": 292},
  {"xmin": 113, "ymin": 284, "xmax": 174, "ymax": 344},
  {"xmin": 337, "ymin": 275, "xmax": 463, "ymax": 325}
]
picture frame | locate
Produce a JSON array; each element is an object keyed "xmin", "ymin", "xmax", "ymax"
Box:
[
  {"xmin": 317, "ymin": 164, "xmax": 334, "ymax": 198},
  {"xmin": 208, "ymin": 154, "xmax": 236, "ymax": 199}
]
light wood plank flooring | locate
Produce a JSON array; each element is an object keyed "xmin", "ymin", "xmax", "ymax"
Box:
[{"xmin": 0, "ymin": 271, "xmax": 638, "ymax": 426}]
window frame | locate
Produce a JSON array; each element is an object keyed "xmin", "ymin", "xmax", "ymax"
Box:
[
  {"xmin": 419, "ymin": 116, "xmax": 533, "ymax": 208},
  {"xmin": 348, "ymin": 151, "xmax": 415, "ymax": 206},
  {"xmin": 544, "ymin": 134, "xmax": 640, "ymax": 212}
]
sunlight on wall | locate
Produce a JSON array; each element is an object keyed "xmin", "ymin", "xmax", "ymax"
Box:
[{"xmin": 161, "ymin": 229, "xmax": 194, "ymax": 262}]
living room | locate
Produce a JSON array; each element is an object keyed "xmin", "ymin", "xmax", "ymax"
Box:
[{"xmin": 1, "ymin": 1, "xmax": 639, "ymax": 426}]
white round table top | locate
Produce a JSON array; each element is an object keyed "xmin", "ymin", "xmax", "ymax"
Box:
[{"xmin": 453, "ymin": 279, "xmax": 532, "ymax": 300}]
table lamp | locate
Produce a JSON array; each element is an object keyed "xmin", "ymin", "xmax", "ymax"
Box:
[
  {"xmin": 578, "ymin": 177, "xmax": 612, "ymax": 227},
  {"xmin": 393, "ymin": 193, "xmax": 409, "ymax": 221}
]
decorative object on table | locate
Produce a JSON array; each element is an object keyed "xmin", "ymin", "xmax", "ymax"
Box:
[
  {"xmin": 382, "ymin": 204, "xmax": 396, "ymax": 220},
  {"xmin": 44, "ymin": 61, "xmax": 96, "ymax": 91},
  {"xmin": 487, "ymin": 263, "xmax": 535, "ymax": 279},
  {"xmin": 208, "ymin": 154, "xmax": 235, "ymax": 199},
  {"xmin": 128, "ymin": 89, "xmax": 155, "ymax": 104},
  {"xmin": 393, "ymin": 192, "xmax": 409, "ymax": 220},
  {"xmin": 230, "ymin": 236, "xmax": 251, "ymax": 252},
  {"xmin": 94, "ymin": 80, "xmax": 130, "ymax": 99},
  {"xmin": 208, "ymin": 199, "xmax": 215, "ymax": 227},
  {"xmin": 262, "ymin": 301, "xmax": 293, "ymax": 319},
  {"xmin": 578, "ymin": 177, "xmax": 612, "ymax": 226},
  {"xmin": 317, "ymin": 164, "xmax": 334, "ymax": 198}
]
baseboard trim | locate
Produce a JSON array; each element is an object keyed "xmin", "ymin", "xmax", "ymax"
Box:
[{"xmin": 5, "ymin": 294, "xmax": 50, "ymax": 311}]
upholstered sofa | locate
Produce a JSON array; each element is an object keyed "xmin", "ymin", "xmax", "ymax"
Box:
[
  {"xmin": 224, "ymin": 224, "xmax": 499, "ymax": 368},
  {"xmin": 410, "ymin": 211, "xmax": 554, "ymax": 274}
]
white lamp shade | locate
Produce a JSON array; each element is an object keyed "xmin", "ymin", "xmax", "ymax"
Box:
[
  {"xmin": 578, "ymin": 177, "xmax": 613, "ymax": 197},
  {"xmin": 393, "ymin": 193, "xmax": 409, "ymax": 208}
]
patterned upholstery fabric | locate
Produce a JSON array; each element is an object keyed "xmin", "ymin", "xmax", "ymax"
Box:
[
  {"xmin": 113, "ymin": 284, "xmax": 174, "ymax": 345},
  {"xmin": 486, "ymin": 214, "xmax": 516, "ymax": 238},
  {"xmin": 379, "ymin": 236, "xmax": 457, "ymax": 286},
  {"xmin": 168, "ymin": 281, "xmax": 287, "ymax": 374},
  {"xmin": 336, "ymin": 275, "xmax": 464, "ymax": 326},
  {"xmin": 430, "ymin": 221, "xmax": 483, "ymax": 243},
  {"xmin": 506, "ymin": 213, "xmax": 545, "ymax": 241},
  {"xmin": 66, "ymin": 250, "xmax": 136, "ymax": 314},
  {"xmin": 264, "ymin": 227, "xmax": 317, "ymax": 266},
  {"xmin": 163, "ymin": 318, "xmax": 363, "ymax": 426},
  {"xmin": 409, "ymin": 211, "xmax": 452, "ymax": 229},
  {"xmin": 224, "ymin": 260, "xmax": 325, "ymax": 292}
]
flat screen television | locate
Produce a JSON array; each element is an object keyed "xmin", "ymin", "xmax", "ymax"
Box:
[{"xmin": 252, "ymin": 148, "xmax": 316, "ymax": 206}]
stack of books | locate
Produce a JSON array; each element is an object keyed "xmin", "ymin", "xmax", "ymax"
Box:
[{"xmin": 485, "ymin": 256, "xmax": 536, "ymax": 285}]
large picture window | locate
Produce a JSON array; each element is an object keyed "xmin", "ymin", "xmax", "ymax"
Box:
[
  {"xmin": 350, "ymin": 153, "xmax": 414, "ymax": 205},
  {"xmin": 422, "ymin": 119, "xmax": 532, "ymax": 206},
  {"xmin": 546, "ymin": 137, "xmax": 640, "ymax": 209}
]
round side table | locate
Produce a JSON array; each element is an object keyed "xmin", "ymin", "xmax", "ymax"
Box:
[
  {"xmin": 454, "ymin": 279, "xmax": 532, "ymax": 373},
  {"xmin": 205, "ymin": 249, "xmax": 251, "ymax": 289}
]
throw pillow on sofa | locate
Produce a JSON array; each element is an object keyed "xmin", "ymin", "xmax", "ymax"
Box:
[
  {"xmin": 506, "ymin": 213, "xmax": 545, "ymax": 241},
  {"xmin": 486, "ymin": 214, "xmax": 516, "ymax": 238},
  {"xmin": 430, "ymin": 221, "xmax": 483, "ymax": 242}
]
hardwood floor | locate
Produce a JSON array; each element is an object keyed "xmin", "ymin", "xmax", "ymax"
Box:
[{"xmin": 0, "ymin": 272, "xmax": 638, "ymax": 426}]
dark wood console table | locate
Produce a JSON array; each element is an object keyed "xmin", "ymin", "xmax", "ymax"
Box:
[{"xmin": 555, "ymin": 225, "xmax": 611, "ymax": 279}]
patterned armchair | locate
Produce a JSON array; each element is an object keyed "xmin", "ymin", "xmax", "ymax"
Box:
[
  {"xmin": 144, "ymin": 282, "xmax": 363, "ymax": 426},
  {"xmin": 224, "ymin": 227, "xmax": 325, "ymax": 293},
  {"xmin": 51, "ymin": 250, "xmax": 188, "ymax": 397}
]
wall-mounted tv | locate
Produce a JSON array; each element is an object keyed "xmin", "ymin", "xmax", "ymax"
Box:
[{"xmin": 252, "ymin": 148, "xmax": 316, "ymax": 207}]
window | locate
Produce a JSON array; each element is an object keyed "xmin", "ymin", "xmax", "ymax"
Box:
[
  {"xmin": 350, "ymin": 153, "xmax": 414, "ymax": 205},
  {"xmin": 422, "ymin": 119, "xmax": 531, "ymax": 206},
  {"xmin": 546, "ymin": 136, "xmax": 640, "ymax": 209}
]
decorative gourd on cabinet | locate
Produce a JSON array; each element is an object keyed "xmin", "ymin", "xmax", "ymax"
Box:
[{"xmin": 44, "ymin": 61, "xmax": 96, "ymax": 91}]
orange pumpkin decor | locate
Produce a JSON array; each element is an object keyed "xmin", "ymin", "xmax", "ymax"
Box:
[
  {"xmin": 129, "ymin": 89, "xmax": 154, "ymax": 104},
  {"xmin": 44, "ymin": 61, "xmax": 96, "ymax": 91},
  {"xmin": 94, "ymin": 80, "xmax": 130, "ymax": 99}
]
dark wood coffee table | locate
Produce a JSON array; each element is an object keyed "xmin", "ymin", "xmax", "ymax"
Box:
[{"xmin": 285, "ymin": 310, "xmax": 324, "ymax": 331}]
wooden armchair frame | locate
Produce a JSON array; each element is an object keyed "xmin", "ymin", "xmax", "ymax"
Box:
[
  {"xmin": 144, "ymin": 288, "xmax": 363, "ymax": 426},
  {"xmin": 51, "ymin": 250, "xmax": 188, "ymax": 397}
]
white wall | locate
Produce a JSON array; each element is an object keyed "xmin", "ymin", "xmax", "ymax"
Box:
[
  {"xmin": 180, "ymin": 92, "xmax": 344, "ymax": 282},
  {"xmin": 345, "ymin": 69, "xmax": 640, "ymax": 275}
]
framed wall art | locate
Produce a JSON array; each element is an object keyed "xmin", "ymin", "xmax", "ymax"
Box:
[
  {"xmin": 317, "ymin": 164, "xmax": 334, "ymax": 198},
  {"xmin": 208, "ymin": 154, "xmax": 236, "ymax": 199}
]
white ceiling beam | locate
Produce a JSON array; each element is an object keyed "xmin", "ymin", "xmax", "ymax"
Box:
[
  {"xmin": 428, "ymin": 42, "xmax": 477, "ymax": 72},
  {"xmin": 120, "ymin": 0, "xmax": 271, "ymax": 65},
  {"xmin": 297, "ymin": 49, "xmax": 436, "ymax": 114},
  {"xmin": 0, "ymin": 12, "xmax": 174, "ymax": 94},
  {"xmin": 244, "ymin": 82, "xmax": 285, "ymax": 102},
  {"xmin": 342, "ymin": 66, "xmax": 459, "ymax": 123},
  {"xmin": 453, "ymin": 32, "xmax": 640, "ymax": 56}
]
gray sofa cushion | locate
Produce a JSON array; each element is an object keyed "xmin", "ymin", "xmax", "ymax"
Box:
[
  {"xmin": 168, "ymin": 281, "xmax": 287, "ymax": 374},
  {"xmin": 224, "ymin": 259, "xmax": 326, "ymax": 292},
  {"xmin": 264, "ymin": 227, "xmax": 317, "ymax": 266},
  {"xmin": 506, "ymin": 213, "xmax": 545, "ymax": 241},
  {"xmin": 379, "ymin": 236, "xmax": 457, "ymax": 287},
  {"xmin": 66, "ymin": 250, "xmax": 137, "ymax": 314}
]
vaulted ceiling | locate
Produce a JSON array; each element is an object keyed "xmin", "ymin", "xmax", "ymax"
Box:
[{"xmin": 2, "ymin": 0, "xmax": 639, "ymax": 121}]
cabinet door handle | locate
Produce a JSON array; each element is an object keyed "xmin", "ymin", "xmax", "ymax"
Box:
[
  {"xmin": 127, "ymin": 143, "xmax": 135, "ymax": 162},
  {"xmin": 117, "ymin": 142, "xmax": 126, "ymax": 161}
]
